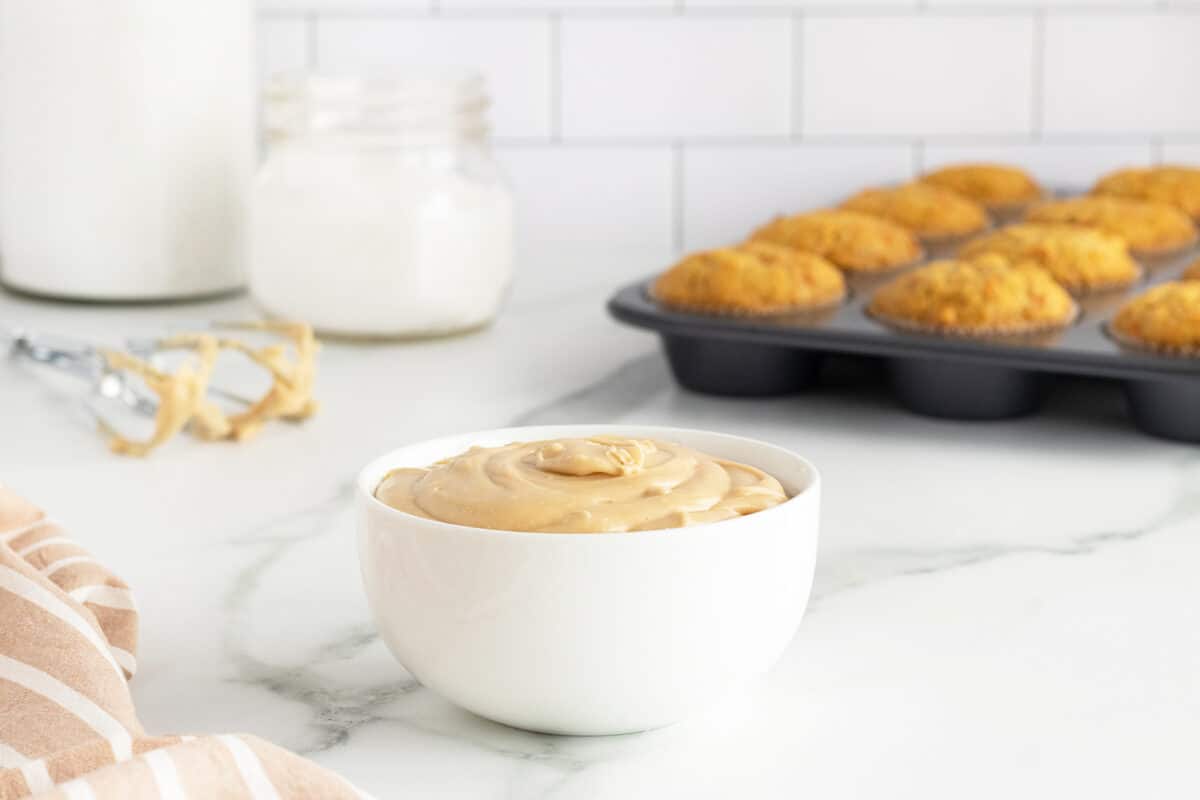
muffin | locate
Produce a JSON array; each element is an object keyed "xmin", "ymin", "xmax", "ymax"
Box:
[
  {"xmin": 841, "ymin": 182, "xmax": 990, "ymax": 242},
  {"xmin": 958, "ymin": 223, "xmax": 1140, "ymax": 294},
  {"xmin": 1183, "ymin": 258, "xmax": 1200, "ymax": 281},
  {"xmin": 653, "ymin": 241, "xmax": 846, "ymax": 315},
  {"xmin": 1025, "ymin": 195, "xmax": 1198, "ymax": 256},
  {"xmin": 1110, "ymin": 281, "xmax": 1200, "ymax": 355},
  {"xmin": 749, "ymin": 209, "xmax": 923, "ymax": 274},
  {"xmin": 920, "ymin": 163, "xmax": 1043, "ymax": 210},
  {"xmin": 867, "ymin": 253, "xmax": 1077, "ymax": 337},
  {"xmin": 1093, "ymin": 166, "xmax": 1200, "ymax": 221}
]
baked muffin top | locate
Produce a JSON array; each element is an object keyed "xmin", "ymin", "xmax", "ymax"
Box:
[
  {"xmin": 867, "ymin": 253, "xmax": 1077, "ymax": 336},
  {"xmin": 653, "ymin": 241, "xmax": 846, "ymax": 315},
  {"xmin": 1183, "ymin": 258, "xmax": 1200, "ymax": 281},
  {"xmin": 1093, "ymin": 166, "xmax": 1200, "ymax": 221},
  {"xmin": 841, "ymin": 182, "xmax": 990, "ymax": 241},
  {"xmin": 749, "ymin": 209, "xmax": 923, "ymax": 273},
  {"xmin": 1111, "ymin": 282, "xmax": 1200, "ymax": 354},
  {"xmin": 920, "ymin": 163, "xmax": 1043, "ymax": 209},
  {"xmin": 958, "ymin": 222, "xmax": 1140, "ymax": 294},
  {"xmin": 1026, "ymin": 195, "xmax": 1197, "ymax": 256}
]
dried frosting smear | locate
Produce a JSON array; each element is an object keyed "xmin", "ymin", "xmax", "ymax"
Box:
[{"xmin": 374, "ymin": 437, "xmax": 789, "ymax": 533}]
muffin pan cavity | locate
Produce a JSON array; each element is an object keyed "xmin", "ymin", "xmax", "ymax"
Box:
[
  {"xmin": 1124, "ymin": 378, "xmax": 1200, "ymax": 443},
  {"xmin": 662, "ymin": 335, "xmax": 823, "ymax": 397},
  {"xmin": 609, "ymin": 240, "xmax": 1200, "ymax": 443},
  {"xmin": 887, "ymin": 358, "xmax": 1048, "ymax": 421}
]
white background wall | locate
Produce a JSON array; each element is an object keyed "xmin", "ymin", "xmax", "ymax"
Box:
[{"xmin": 257, "ymin": 2, "xmax": 1200, "ymax": 266}]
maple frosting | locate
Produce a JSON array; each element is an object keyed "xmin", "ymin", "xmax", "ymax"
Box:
[{"xmin": 374, "ymin": 436, "xmax": 789, "ymax": 533}]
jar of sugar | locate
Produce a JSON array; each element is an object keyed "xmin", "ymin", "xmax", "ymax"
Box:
[{"xmin": 250, "ymin": 73, "xmax": 514, "ymax": 338}]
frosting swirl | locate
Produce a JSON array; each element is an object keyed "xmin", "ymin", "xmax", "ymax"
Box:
[{"xmin": 374, "ymin": 437, "xmax": 788, "ymax": 533}]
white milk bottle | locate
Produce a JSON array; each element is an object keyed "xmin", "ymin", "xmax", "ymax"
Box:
[{"xmin": 0, "ymin": 0, "xmax": 254, "ymax": 300}]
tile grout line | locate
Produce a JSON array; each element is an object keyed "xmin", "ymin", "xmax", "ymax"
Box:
[
  {"xmin": 1031, "ymin": 6, "xmax": 1045, "ymax": 141},
  {"xmin": 791, "ymin": 10, "xmax": 804, "ymax": 142},
  {"xmin": 673, "ymin": 142, "xmax": 685, "ymax": 255},
  {"xmin": 550, "ymin": 13, "xmax": 562, "ymax": 143},
  {"xmin": 265, "ymin": 5, "xmax": 1200, "ymax": 21},
  {"xmin": 304, "ymin": 11, "xmax": 318, "ymax": 69},
  {"xmin": 489, "ymin": 133, "xmax": 1200, "ymax": 148}
]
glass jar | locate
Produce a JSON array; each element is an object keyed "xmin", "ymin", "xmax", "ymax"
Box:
[{"xmin": 250, "ymin": 73, "xmax": 514, "ymax": 338}]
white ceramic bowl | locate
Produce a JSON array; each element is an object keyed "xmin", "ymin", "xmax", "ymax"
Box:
[{"xmin": 356, "ymin": 424, "xmax": 820, "ymax": 735}]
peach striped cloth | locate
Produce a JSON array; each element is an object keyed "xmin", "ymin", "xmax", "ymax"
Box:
[{"xmin": 0, "ymin": 487, "xmax": 369, "ymax": 800}]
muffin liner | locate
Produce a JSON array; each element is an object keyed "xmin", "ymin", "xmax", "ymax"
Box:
[
  {"xmin": 866, "ymin": 299, "xmax": 1081, "ymax": 341},
  {"xmin": 1105, "ymin": 322, "xmax": 1200, "ymax": 359},
  {"xmin": 982, "ymin": 195, "xmax": 1047, "ymax": 224},
  {"xmin": 919, "ymin": 221, "xmax": 995, "ymax": 258},
  {"xmin": 650, "ymin": 287, "xmax": 848, "ymax": 319},
  {"xmin": 836, "ymin": 247, "xmax": 928, "ymax": 277},
  {"xmin": 1066, "ymin": 265, "xmax": 1144, "ymax": 297},
  {"xmin": 1129, "ymin": 231, "xmax": 1200, "ymax": 260},
  {"xmin": 918, "ymin": 221, "xmax": 992, "ymax": 246}
]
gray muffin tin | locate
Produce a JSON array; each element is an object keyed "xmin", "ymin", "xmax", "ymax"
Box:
[{"xmin": 608, "ymin": 235, "xmax": 1200, "ymax": 444}]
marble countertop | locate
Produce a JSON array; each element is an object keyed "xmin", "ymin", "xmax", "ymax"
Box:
[{"xmin": 2, "ymin": 257, "xmax": 1198, "ymax": 799}]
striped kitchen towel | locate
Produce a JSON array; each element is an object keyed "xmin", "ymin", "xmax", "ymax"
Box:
[{"xmin": 0, "ymin": 487, "xmax": 369, "ymax": 799}]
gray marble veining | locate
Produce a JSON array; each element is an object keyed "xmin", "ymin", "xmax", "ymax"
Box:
[{"xmin": 3, "ymin": 279, "xmax": 1198, "ymax": 800}]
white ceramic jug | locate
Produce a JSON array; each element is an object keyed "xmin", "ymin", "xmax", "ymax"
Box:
[{"xmin": 0, "ymin": 1, "xmax": 254, "ymax": 301}]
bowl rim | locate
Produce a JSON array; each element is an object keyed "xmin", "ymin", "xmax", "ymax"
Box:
[{"xmin": 356, "ymin": 423, "xmax": 820, "ymax": 541}]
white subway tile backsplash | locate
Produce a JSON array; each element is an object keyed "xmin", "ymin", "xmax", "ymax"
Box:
[
  {"xmin": 561, "ymin": 18, "xmax": 791, "ymax": 139},
  {"xmin": 497, "ymin": 146, "xmax": 675, "ymax": 262},
  {"xmin": 248, "ymin": 4, "xmax": 1200, "ymax": 254},
  {"xmin": 1162, "ymin": 143, "xmax": 1200, "ymax": 166},
  {"xmin": 801, "ymin": 16, "xmax": 1034, "ymax": 137},
  {"xmin": 1044, "ymin": 15, "xmax": 1200, "ymax": 135},
  {"xmin": 922, "ymin": 143, "xmax": 1154, "ymax": 192},
  {"xmin": 258, "ymin": 18, "xmax": 309, "ymax": 80},
  {"xmin": 316, "ymin": 18, "xmax": 553, "ymax": 139},
  {"xmin": 682, "ymin": 145, "xmax": 913, "ymax": 251}
]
